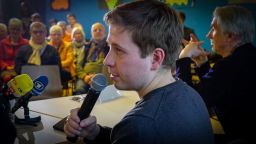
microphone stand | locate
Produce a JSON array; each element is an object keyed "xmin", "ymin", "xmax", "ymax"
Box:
[{"xmin": 13, "ymin": 93, "xmax": 41, "ymax": 126}]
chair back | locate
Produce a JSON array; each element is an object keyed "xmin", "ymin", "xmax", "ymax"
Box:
[{"xmin": 21, "ymin": 65, "xmax": 63, "ymax": 100}]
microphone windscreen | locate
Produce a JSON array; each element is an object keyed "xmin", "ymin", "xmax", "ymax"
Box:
[
  {"xmin": 31, "ymin": 76, "xmax": 48, "ymax": 96},
  {"xmin": 91, "ymin": 73, "xmax": 107, "ymax": 91},
  {"xmin": 7, "ymin": 74, "xmax": 33, "ymax": 97}
]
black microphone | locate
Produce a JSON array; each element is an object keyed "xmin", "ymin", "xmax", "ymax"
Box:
[
  {"xmin": 67, "ymin": 73, "xmax": 107, "ymax": 143},
  {"xmin": 11, "ymin": 76, "xmax": 48, "ymax": 113}
]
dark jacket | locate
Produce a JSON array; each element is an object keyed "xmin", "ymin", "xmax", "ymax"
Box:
[
  {"xmin": 176, "ymin": 43, "xmax": 256, "ymax": 142},
  {"xmin": 14, "ymin": 44, "xmax": 61, "ymax": 74}
]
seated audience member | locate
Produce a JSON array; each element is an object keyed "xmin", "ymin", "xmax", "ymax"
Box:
[
  {"xmin": 66, "ymin": 13, "xmax": 84, "ymax": 35},
  {"xmin": 177, "ymin": 11, "xmax": 198, "ymax": 42},
  {"xmin": 48, "ymin": 25, "xmax": 74, "ymax": 89},
  {"xmin": 0, "ymin": 23, "xmax": 7, "ymax": 41},
  {"xmin": 75, "ymin": 22, "xmax": 109, "ymax": 94},
  {"xmin": 0, "ymin": 18, "xmax": 28, "ymax": 84},
  {"xmin": 19, "ymin": 1, "xmax": 32, "ymax": 39},
  {"xmin": 64, "ymin": 1, "xmax": 214, "ymax": 144},
  {"xmin": 70, "ymin": 28, "xmax": 86, "ymax": 78},
  {"xmin": 46, "ymin": 18, "xmax": 58, "ymax": 41},
  {"xmin": 49, "ymin": 18, "xmax": 58, "ymax": 27},
  {"xmin": 57, "ymin": 21, "xmax": 71, "ymax": 42},
  {"xmin": 30, "ymin": 13, "xmax": 41, "ymax": 23},
  {"xmin": 176, "ymin": 12, "xmax": 199, "ymax": 84},
  {"xmin": 176, "ymin": 5, "xmax": 256, "ymax": 143},
  {"xmin": 14, "ymin": 22, "xmax": 61, "ymax": 74}
]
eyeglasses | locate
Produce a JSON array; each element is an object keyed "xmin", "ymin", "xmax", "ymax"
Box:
[
  {"xmin": 32, "ymin": 30, "xmax": 44, "ymax": 34},
  {"xmin": 50, "ymin": 33, "xmax": 62, "ymax": 36},
  {"xmin": 9, "ymin": 28, "xmax": 22, "ymax": 32}
]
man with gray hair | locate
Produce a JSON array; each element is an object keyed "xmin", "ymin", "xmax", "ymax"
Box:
[{"xmin": 177, "ymin": 5, "xmax": 256, "ymax": 143}]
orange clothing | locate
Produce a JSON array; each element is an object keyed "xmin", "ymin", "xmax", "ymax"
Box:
[
  {"xmin": 63, "ymin": 32, "xmax": 71, "ymax": 42},
  {"xmin": 48, "ymin": 40, "xmax": 75, "ymax": 77}
]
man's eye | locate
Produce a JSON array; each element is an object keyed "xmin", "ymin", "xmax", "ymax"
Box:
[{"xmin": 116, "ymin": 48, "xmax": 123, "ymax": 54}]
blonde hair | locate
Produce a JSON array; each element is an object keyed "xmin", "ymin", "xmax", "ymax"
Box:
[
  {"xmin": 71, "ymin": 27, "xmax": 85, "ymax": 40},
  {"xmin": 0, "ymin": 23, "xmax": 7, "ymax": 32},
  {"xmin": 49, "ymin": 25, "xmax": 63, "ymax": 35}
]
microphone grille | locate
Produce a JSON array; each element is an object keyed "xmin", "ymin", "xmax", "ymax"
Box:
[{"xmin": 91, "ymin": 73, "xmax": 107, "ymax": 91}]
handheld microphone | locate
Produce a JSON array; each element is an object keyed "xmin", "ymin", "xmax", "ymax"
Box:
[
  {"xmin": 67, "ymin": 73, "xmax": 107, "ymax": 143},
  {"xmin": 7, "ymin": 74, "xmax": 34, "ymax": 97},
  {"xmin": 11, "ymin": 76, "xmax": 48, "ymax": 113}
]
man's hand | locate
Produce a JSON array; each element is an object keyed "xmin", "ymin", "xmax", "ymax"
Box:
[
  {"xmin": 179, "ymin": 33, "xmax": 209, "ymax": 67},
  {"xmin": 64, "ymin": 108, "xmax": 100, "ymax": 140}
]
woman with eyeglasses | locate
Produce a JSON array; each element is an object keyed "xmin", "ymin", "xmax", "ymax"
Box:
[{"xmin": 14, "ymin": 22, "xmax": 61, "ymax": 75}]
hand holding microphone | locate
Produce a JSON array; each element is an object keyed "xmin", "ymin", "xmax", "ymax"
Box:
[{"xmin": 66, "ymin": 73, "xmax": 107, "ymax": 143}]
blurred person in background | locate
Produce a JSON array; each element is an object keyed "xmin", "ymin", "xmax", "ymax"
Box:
[
  {"xmin": 57, "ymin": 21, "xmax": 71, "ymax": 42},
  {"xmin": 48, "ymin": 25, "xmax": 74, "ymax": 90},
  {"xmin": 0, "ymin": 23, "xmax": 7, "ymax": 41},
  {"xmin": 70, "ymin": 27, "xmax": 86, "ymax": 80},
  {"xmin": 14, "ymin": 22, "xmax": 60, "ymax": 74},
  {"xmin": 49, "ymin": 18, "xmax": 58, "ymax": 27},
  {"xmin": 75, "ymin": 22, "xmax": 109, "ymax": 94},
  {"xmin": 66, "ymin": 13, "xmax": 84, "ymax": 36},
  {"xmin": 176, "ymin": 5, "xmax": 256, "ymax": 144},
  {"xmin": 178, "ymin": 11, "xmax": 198, "ymax": 42},
  {"xmin": 0, "ymin": 18, "xmax": 28, "ymax": 84},
  {"xmin": 30, "ymin": 13, "xmax": 41, "ymax": 23}
]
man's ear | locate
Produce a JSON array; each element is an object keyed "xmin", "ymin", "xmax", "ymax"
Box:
[
  {"xmin": 226, "ymin": 32, "xmax": 239, "ymax": 48},
  {"xmin": 226, "ymin": 32, "xmax": 237, "ymax": 42},
  {"xmin": 151, "ymin": 48, "xmax": 165, "ymax": 70}
]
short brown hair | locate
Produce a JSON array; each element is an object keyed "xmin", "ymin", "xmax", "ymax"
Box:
[{"xmin": 104, "ymin": 1, "xmax": 183, "ymax": 69}]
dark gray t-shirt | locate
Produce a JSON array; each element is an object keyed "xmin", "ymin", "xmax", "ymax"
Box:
[
  {"xmin": 85, "ymin": 80, "xmax": 214, "ymax": 144},
  {"xmin": 111, "ymin": 80, "xmax": 214, "ymax": 144}
]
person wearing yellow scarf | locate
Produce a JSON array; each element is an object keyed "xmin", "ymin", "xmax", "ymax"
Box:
[
  {"xmin": 27, "ymin": 38, "xmax": 48, "ymax": 65},
  {"xmin": 14, "ymin": 22, "xmax": 61, "ymax": 75}
]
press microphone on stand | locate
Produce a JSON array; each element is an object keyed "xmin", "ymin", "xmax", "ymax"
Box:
[
  {"xmin": 1, "ymin": 74, "xmax": 34, "ymax": 120},
  {"xmin": 11, "ymin": 75, "xmax": 48, "ymax": 113},
  {"xmin": 6, "ymin": 74, "xmax": 48, "ymax": 125},
  {"xmin": 66, "ymin": 73, "xmax": 107, "ymax": 143},
  {"xmin": 6, "ymin": 74, "xmax": 34, "ymax": 99}
]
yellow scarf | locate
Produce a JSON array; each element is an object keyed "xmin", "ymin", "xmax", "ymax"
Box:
[{"xmin": 28, "ymin": 39, "xmax": 47, "ymax": 65}]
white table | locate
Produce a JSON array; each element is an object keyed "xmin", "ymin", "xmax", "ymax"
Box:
[
  {"xmin": 14, "ymin": 109, "xmax": 66, "ymax": 144},
  {"xmin": 28, "ymin": 90, "xmax": 139, "ymax": 127},
  {"xmin": 14, "ymin": 89, "xmax": 224, "ymax": 144}
]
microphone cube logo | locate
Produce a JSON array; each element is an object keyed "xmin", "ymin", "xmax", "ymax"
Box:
[
  {"xmin": 34, "ymin": 81, "xmax": 45, "ymax": 91},
  {"xmin": 31, "ymin": 76, "xmax": 48, "ymax": 96}
]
